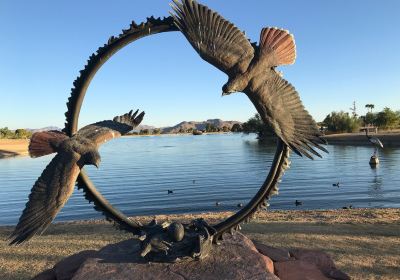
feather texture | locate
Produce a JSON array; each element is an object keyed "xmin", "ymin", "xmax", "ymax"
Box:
[
  {"xmin": 170, "ymin": 0, "xmax": 254, "ymax": 75},
  {"xmin": 259, "ymin": 27, "xmax": 296, "ymax": 67},
  {"xmin": 9, "ymin": 152, "xmax": 81, "ymax": 244},
  {"xmin": 246, "ymin": 72, "xmax": 327, "ymax": 159},
  {"xmin": 78, "ymin": 110, "xmax": 144, "ymax": 146},
  {"xmin": 29, "ymin": 131, "xmax": 68, "ymax": 158}
]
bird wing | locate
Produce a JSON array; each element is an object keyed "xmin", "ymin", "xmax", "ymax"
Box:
[
  {"xmin": 77, "ymin": 109, "xmax": 145, "ymax": 147},
  {"xmin": 170, "ymin": 0, "xmax": 254, "ymax": 75},
  {"xmin": 248, "ymin": 72, "xmax": 327, "ymax": 159},
  {"xmin": 371, "ymin": 137, "xmax": 384, "ymax": 148},
  {"xmin": 9, "ymin": 152, "xmax": 81, "ymax": 244}
]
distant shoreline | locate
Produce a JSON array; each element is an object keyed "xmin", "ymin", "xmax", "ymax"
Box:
[
  {"xmin": 323, "ymin": 131, "xmax": 400, "ymax": 147},
  {"xmin": 0, "ymin": 139, "xmax": 29, "ymax": 158},
  {"xmin": 1, "ymin": 131, "xmax": 399, "ymax": 159},
  {"xmin": 0, "ymin": 133, "xmax": 233, "ymax": 159}
]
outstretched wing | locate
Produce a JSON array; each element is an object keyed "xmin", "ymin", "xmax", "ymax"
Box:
[
  {"xmin": 9, "ymin": 152, "xmax": 81, "ymax": 244},
  {"xmin": 170, "ymin": 0, "xmax": 254, "ymax": 75},
  {"xmin": 249, "ymin": 72, "xmax": 327, "ymax": 159},
  {"xmin": 77, "ymin": 109, "xmax": 145, "ymax": 147}
]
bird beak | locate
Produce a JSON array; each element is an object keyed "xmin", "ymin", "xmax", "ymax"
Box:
[
  {"xmin": 94, "ymin": 160, "xmax": 100, "ymax": 169},
  {"xmin": 221, "ymin": 91, "xmax": 229, "ymax": 97}
]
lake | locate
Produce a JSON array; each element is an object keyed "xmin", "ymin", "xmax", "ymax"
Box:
[{"xmin": 0, "ymin": 133, "xmax": 399, "ymax": 225}]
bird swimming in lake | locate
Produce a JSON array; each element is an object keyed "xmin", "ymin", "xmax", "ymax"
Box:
[
  {"xmin": 167, "ymin": 190, "xmax": 174, "ymax": 194},
  {"xmin": 295, "ymin": 200, "xmax": 302, "ymax": 206},
  {"xmin": 170, "ymin": 0, "xmax": 327, "ymax": 159},
  {"xmin": 9, "ymin": 109, "xmax": 145, "ymax": 245},
  {"xmin": 364, "ymin": 129, "xmax": 383, "ymax": 156},
  {"xmin": 333, "ymin": 182, "xmax": 340, "ymax": 187}
]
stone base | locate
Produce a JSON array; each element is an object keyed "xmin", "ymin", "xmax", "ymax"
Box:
[
  {"xmin": 33, "ymin": 233, "xmax": 350, "ymax": 280},
  {"xmin": 33, "ymin": 233, "xmax": 277, "ymax": 280}
]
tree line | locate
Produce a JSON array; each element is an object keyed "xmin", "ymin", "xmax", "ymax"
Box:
[
  {"xmin": 0, "ymin": 127, "xmax": 33, "ymax": 139},
  {"xmin": 322, "ymin": 105, "xmax": 400, "ymax": 133},
  {"xmin": 240, "ymin": 104, "xmax": 400, "ymax": 139},
  {"xmin": 130, "ymin": 123, "xmax": 243, "ymax": 135}
]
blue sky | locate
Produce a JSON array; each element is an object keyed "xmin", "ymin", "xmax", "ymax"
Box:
[{"xmin": 1, "ymin": 0, "xmax": 399, "ymax": 129}]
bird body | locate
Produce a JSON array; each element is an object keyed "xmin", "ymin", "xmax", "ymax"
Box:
[
  {"xmin": 171, "ymin": 0, "xmax": 327, "ymax": 159},
  {"xmin": 9, "ymin": 109, "xmax": 144, "ymax": 244},
  {"xmin": 364, "ymin": 129, "xmax": 383, "ymax": 157}
]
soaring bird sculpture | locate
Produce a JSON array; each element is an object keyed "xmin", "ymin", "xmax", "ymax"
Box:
[
  {"xmin": 170, "ymin": 0, "xmax": 327, "ymax": 158},
  {"xmin": 364, "ymin": 129, "xmax": 383, "ymax": 156},
  {"xmin": 9, "ymin": 109, "xmax": 144, "ymax": 244}
]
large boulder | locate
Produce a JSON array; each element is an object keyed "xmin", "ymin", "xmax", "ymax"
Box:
[{"xmin": 252, "ymin": 242, "xmax": 351, "ymax": 280}]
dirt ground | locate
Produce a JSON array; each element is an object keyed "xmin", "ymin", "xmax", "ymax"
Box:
[{"xmin": 0, "ymin": 208, "xmax": 399, "ymax": 280}]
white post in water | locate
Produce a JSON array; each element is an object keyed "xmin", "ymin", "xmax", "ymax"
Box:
[{"xmin": 369, "ymin": 155, "xmax": 379, "ymax": 166}]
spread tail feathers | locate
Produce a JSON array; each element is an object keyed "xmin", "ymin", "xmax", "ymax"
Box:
[
  {"xmin": 29, "ymin": 131, "xmax": 68, "ymax": 158},
  {"xmin": 259, "ymin": 27, "xmax": 296, "ymax": 66}
]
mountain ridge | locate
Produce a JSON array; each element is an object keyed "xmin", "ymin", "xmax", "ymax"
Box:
[{"xmin": 24, "ymin": 119, "xmax": 242, "ymax": 134}]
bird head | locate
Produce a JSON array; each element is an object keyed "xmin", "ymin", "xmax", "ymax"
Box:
[
  {"xmin": 222, "ymin": 76, "xmax": 247, "ymax": 96},
  {"xmin": 222, "ymin": 83, "xmax": 236, "ymax": 96},
  {"xmin": 84, "ymin": 150, "xmax": 101, "ymax": 168}
]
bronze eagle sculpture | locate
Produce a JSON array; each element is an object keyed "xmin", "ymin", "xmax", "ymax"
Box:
[
  {"xmin": 171, "ymin": 0, "xmax": 327, "ymax": 158},
  {"xmin": 9, "ymin": 109, "xmax": 144, "ymax": 244}
]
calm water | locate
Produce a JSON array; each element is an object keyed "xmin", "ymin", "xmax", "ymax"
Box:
[{"xmin": 0, "ymin": 134, "xmax": 399, "ymax": 225}]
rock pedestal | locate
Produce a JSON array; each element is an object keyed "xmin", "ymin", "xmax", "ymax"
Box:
[
  {"xmin": 33, "ymin": 233, "xmax": 277, "ymax": 280},
  {"xmin": 33, "ymin": 233, "xmax": 350, "ymax": 280}
]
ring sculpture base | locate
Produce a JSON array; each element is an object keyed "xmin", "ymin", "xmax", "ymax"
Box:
[{"xmin": 137, "ymin": 218, "xmax": 215, "ymax": 262}]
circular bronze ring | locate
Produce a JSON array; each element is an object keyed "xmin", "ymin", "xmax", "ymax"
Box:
[{"xmin": 63, "ymin": 16, "xmax": 290, "ymax": 239}]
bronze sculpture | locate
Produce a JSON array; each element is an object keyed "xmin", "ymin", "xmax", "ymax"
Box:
[
  {"xmin": 10, "ymin": 0, "xmax": 327, "ymax": 262},
  {"xmin": 171, "ymin": 0, "xmax": 327, "ymax": 159},
  {"xmin": 9, "ymin": 110, "xmax": 144, "ymax": 244}
]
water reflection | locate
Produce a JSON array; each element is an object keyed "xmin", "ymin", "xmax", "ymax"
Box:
[{"xmin": 368, "ymin": 168, "xmax": 383, "ymax": 199}]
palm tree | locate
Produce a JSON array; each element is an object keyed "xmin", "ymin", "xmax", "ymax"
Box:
[{"xmin": 365, "ymin": 104, "xmax": 375, "ymax": 113}]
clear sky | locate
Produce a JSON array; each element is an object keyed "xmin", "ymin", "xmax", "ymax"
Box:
[{"xmin": 1, "ymin": 0, "xmax": 399, "ymax": 130}]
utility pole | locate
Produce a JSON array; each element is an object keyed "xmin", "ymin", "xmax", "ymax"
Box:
[{"xmin": 349, "ymin": 101, "xmax": 357, "ymax": 118}]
